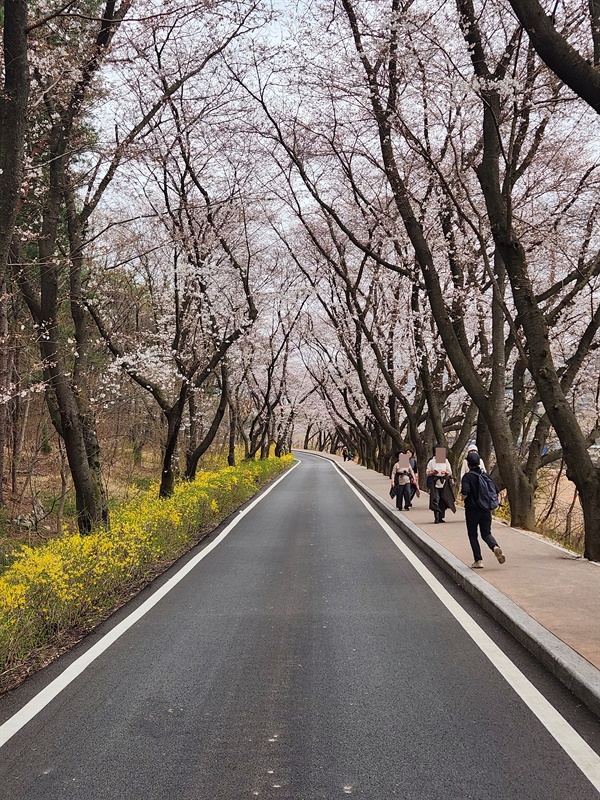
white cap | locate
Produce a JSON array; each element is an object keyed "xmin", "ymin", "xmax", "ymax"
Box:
[{"xmin": 467, "ymin": 443, "xmax": 478, "ymax": 452}]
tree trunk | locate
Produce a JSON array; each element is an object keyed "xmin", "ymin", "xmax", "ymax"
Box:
[
  {"xmin": 159, "ymin": 398, "xmax": 186, "ymax": 498},
  {"xmin": 45, "ymin": 364, "xmax": 104, "ymax": 533},
  {"xmin": 0, "ymin": 274, "xmax": 8, "ymax": 504},
  {"xmin": 33, "ymin": 139, "xmax": 106, "ymax": 532},
  {"xmin": 159, "ymin": 424, "xmax": 178, "ymax": 498},
  {"xmin": 227, "ymin": 402, "xmax": 237, "ymax": 466},
  {"xmin": 0, "ymin": 0, "xmax": 29, "ymax": 294},
  {"xmin": 185, "ymin": 369, "xmax": 228, "ymax": 480},
  {"xmin": 578, "ymin": 475, "xmax": 600, "ymax": 561},
  {"xmin": 475, "ymin": 412, "xmax": 493, "ymax": 470},
  {"xmin": 67, "ymin": 191, "xmax": 109, "ymax": 523},
  {"xmin": 303, "ymin": 422, "xmax": 313, "ymax": 450},
  {"xmin": 0, "ymin": 2, "xmax": 29, "ymax": 504}
]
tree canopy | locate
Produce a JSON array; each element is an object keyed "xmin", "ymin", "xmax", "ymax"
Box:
[{"xmin": 0, "ymin": 0, "xmax": 598, "ymax": 556}]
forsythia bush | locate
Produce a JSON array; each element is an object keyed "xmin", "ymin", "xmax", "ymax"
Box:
[{"xmin": 0, "ymin": 456, "xmax": 293, "ymax": 678}]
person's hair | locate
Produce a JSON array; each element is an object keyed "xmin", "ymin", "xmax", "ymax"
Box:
[{"xmin": 467, "ymin": 451, "xmax": 480, "ymax": 468}]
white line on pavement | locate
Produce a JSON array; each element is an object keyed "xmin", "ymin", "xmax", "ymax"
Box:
[
  {"xmin": 334, "ymin": 463, "xmax": 600, "ymax": 793},
  {"xmin": 0, "ymin": 460, "xmax": 301, "ymax": 748}
]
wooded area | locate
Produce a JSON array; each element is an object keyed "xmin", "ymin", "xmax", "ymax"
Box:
[{"xmin": 0, "ymin": 1, "xmax": 598, "ymax": 558}]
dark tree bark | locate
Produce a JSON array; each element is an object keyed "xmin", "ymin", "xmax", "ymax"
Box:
[
  {"xmin": 159, "ymin": 388, "xmax": 188, "ymax": 498},
  {"xmin": 0, "ymin": 1, "xmax": 29, "ymax": 504},
  {"xmin": 227, "ymin": 399, "xmax": 237, "ymax": 467},
  {"xmin": 185, "ymin": 366, "xmax": 229, "ymax": 480},
  {"xmin": 458, "ymin": 0, "xmax": 600, "ymax": 559},
  {"xmin": 14, "ymin": 125, "xmax": 108, "ymax": 532},
  {"xmin": 506, "ymin": 0, "xmax": 600, "ymax": 112},
  {"xmin": 303, "ymin": 423, "xmax": 314, "ymax": 450},
  {"xmin": 65, "ymin": 187, "xmax": 109, "ymax": 524},
  {"xmin": 0, "ymin": 0, "xmax": 29, "ymax": 284},
  {"xmin": 0, "ymin": 274, "xmax": 8, "ymax": 504}
]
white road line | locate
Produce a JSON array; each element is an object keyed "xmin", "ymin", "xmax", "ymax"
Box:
[
  {"xmin": 333, "ymin": 463, "xmax": 600, "ymax": 793},
  {"xmin": 0, "ymin": 460, "xmax": 301, "ymax": 748}
]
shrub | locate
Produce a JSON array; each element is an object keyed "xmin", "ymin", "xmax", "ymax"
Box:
[{"xmin": 0, "ymin": 455, "xmax": 294, "ymax": 685}]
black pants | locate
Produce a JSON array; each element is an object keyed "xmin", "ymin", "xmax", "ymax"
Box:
[
  {"xmin": 465, "ymin": 507, "xmax": 498, "ymax": 561},
  {"xmin": 396, "ymin": 483, "xmax": 411, "ymax": 509},
  {"xmin": 433, "ymin": 486, "xmax": 447, "ymax": 521}
]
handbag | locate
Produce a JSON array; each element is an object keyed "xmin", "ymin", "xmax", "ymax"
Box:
[{"xmin": 389, "ymin": 486, "xmax": 397, "ymax": 499}]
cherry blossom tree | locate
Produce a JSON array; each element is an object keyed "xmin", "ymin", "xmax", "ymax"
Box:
[
  {"xmin": 239, "ymin": 0, "xmax": 599, "ymax": 553},
  {"xmin": 455, "ymin": 0, "xmax": 600, "ymax": 557},
  {"xmin": 8, "ymin": 0, "xmax": 267, "ymax": 527}
]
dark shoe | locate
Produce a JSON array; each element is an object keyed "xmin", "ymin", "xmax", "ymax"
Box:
[
  {"xmin": 434, "ymin": 519, "xmax": 439, "ymax": 524},
  {"xmin": 438, "ymin": 519, "xmax": 445, "ymax": 523}
]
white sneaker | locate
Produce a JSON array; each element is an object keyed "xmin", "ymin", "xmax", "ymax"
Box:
[
  {"xmin": 471, "ymin": 560, "xmax": 484, "ymax": 569},
  {"xmin": 494, "ymin": 546, "xmax": 506, "ymax": 564}
]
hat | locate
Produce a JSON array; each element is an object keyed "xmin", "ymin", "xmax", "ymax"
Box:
[
  {"xmin": 467, "ymin": 451, "xmax": 480, "ymax": 468},
  {"xmin": 467, "ymin": 443, "xmax": 478, "ymax": 452}
]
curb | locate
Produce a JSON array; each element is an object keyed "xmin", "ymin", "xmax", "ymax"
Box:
[{"xmin": 302, "ymin": 451, "xmax": 600, "ymax": 718}]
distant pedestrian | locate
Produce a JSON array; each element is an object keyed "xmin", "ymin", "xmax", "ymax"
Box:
[
  {"xmin": 460, "ymin": 443, "xmax": 487, "ymax": 480},
  {"xmin": 391, "ymin": 451, "xmax": 416, "ymax": 511},
  {"xmin": 342, "ymin": 446, "xmax": 348, "ymax": 461},
  {"xmin": 406, "ymin": 448, "xmax": 420, "ymax": 500},
  {"xmin": 426, "ymin": 445, "xmax": 455, "ymax": 523},
  {"xmin": 461, "ymin": 451, "xmax": 505, "ymax": 569}
]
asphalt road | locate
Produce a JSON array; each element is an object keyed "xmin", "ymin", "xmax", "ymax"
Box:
[{"xmin": 0, "ymin": 454, "xmax": 598, "ymax": 799}]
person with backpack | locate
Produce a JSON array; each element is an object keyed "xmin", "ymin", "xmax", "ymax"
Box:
[{"xmin": 460, "ymin": 451, "xmax": 506, "ymax": 569}]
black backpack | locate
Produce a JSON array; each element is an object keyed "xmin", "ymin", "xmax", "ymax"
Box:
[{"xmin": 476, "ymin": 472, "xmax": 499, "ymax": 511}]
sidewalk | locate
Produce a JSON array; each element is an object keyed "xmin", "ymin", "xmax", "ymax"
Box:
[{"xmin": 297, "ymin": 450, "xmax": 600, "ymax": 716}]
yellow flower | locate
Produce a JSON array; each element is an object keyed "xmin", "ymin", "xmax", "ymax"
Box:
[{"xmin": 0, "ymin": 456, "xmax": 293, "ymax": 669}]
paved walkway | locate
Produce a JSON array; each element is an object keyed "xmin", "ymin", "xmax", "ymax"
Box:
[{"xmin": 296, "ymin": 450, "xmax": 600, "ymax": 715}]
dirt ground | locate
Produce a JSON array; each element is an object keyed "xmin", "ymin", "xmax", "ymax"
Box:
[{"xmin": 533, "ymin": 469, "xmax": 584, "ymax": 552}]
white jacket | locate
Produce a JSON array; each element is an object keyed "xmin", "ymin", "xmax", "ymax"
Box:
[{"xmin": 460, "ymin": 457, "xmax": 486, "ymax": 480}]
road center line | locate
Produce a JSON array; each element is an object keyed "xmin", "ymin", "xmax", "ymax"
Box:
[
  {"xmin": 333, "ymin": 463, "xmax": 600, "ymax": 792},
  {"xmin": 0, "ymin": 460, "xmax": 301, "ymax": 748}
]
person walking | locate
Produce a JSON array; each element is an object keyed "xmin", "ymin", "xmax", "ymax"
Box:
[
  {"xmin": 391, "ymin": 451, "xmax": 416, "ymax": 511},
  {"xmin": 426, "ymin": 445, "xmax": 454, "ymax": 523},
  {"xmin": 461, "ymin": 451, "xmax": 506, "ymax": 569},
  {"xmin": 460, "ymin": 443, "xmax": 487, "ymax": 480},
  {"xmin": 406, "ymin": 448, "xmax": 420, "ymax": 502}
]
